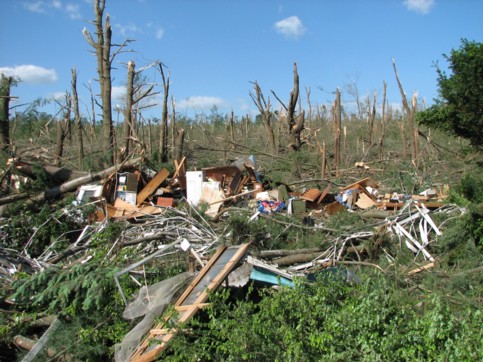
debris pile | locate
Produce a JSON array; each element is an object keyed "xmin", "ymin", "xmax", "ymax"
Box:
[{"xmin": 0, "ymin": 154, "xmax": 467, "ymax": 362}]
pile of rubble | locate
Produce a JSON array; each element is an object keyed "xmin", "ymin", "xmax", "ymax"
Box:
[{"xmin": 0, "ymin": 154, "xmax": 467, "ymax": 362}]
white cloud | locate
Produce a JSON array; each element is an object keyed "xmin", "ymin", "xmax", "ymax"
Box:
[
  {"xmin": 23, "ymin": 1, "xmax": 47, "ymax": 13},
  {"xmin": 403, "ymin": 0, "xmax": 435, "ymax": 15},
  {"xmin": 51, "ymin": 91, "xmax": 67, "ymax": 100},
  {"xmin": 112, "ymin": 86, "xmax": 127, "ymax": 101},
  {"xmin": 0, "ymin": 65, "xmax": 58, "ymax": 84},
  {"xmin": 155, "ymin": 27, "xmax": 164, "ymax": 40},
  {"xmin": 65, "ymin": 3, "xmax": 81, "ymax": 19},
  {"xmin": 274, "ymin": 16, "xmax": 306, "ymax": 39},
  {"xmin": 177, "ymin": 96, "xmax": 224, "ymax": 110},
  {"xmin": 114, "ymin": 23, "xmax": 143, "ymax": 38},
  {"xmin": 51, "ymin": 0, "xmax": 62, "ymax": 10},
  {"xmin": 23, "ymin": 0, "xmax": 83, "ymax": 19}
]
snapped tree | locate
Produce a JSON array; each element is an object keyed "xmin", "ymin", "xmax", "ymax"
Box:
[{"xmin": 416, "ymin": 39, "xmax": 483, "ymax": 149}]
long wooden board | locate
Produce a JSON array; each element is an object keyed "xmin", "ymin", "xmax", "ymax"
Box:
[
  {"xmin": 136, "ymin": 168, "xmax": 169, "ymax": 206},
  {"xmin": 130, "ymin": 243, "xmax": 250, "ymax": 362}
]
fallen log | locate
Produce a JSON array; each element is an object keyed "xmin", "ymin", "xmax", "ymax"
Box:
[
  {"xmin": 274, "ymin": 252, "xmax": 322, "ymax": 267},
  {"xmin": 258, "ymin": 247, "xmax": 323, "ymax": 259},
  {"xmin": 28, "ymin": 157, "xmax": 143, "ymax": 204},
  {"xmin": 0, "ymin": 192, "xmax": 29, "ymax": 206},
  {"xmin": 12, "ymin": 162, "xmax": 88, "ymax": 183}
]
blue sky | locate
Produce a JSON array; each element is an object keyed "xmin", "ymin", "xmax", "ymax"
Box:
[{"xmin": 1, "ymin": 0, "xmax": 482, "ymax": 119}]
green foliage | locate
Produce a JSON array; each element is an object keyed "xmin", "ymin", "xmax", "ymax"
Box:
[
  {"xmin": 165, "ymin": 276, "xmax": 482, "ymax": 361},
  {"xmin": 9, "ymin": 263, "xmax": 130, "ymax": 360},
  {"xmin": 417, "ymin": 39, "xmax": 483, "ymax": 149},
  {"xmin": 448, "ymin": 169, "xmax": 483, "ymax": 245}
]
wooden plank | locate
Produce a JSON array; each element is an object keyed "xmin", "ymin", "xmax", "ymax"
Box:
[
  {"xmin": 130, "ymin": 244, "xmax": 250, "ymax": 362},
  {"xmin": 191, "ymin": 244, "xmax": 250, "ymax": 306},
  {"xmin": 174, "ymin": 245, "xmax": 227, "ymax": 307},
  {"xmin": 317, "ymin": 184, "xmax": 331, "ymax": 204},
  {"xmin": 136, "ymin": 168, "xmax": 169, "ymax": 206},
  {"xmin": 300, "ymin": 188, "xmax": 322, "ymax": 202},
  {"xmin": 340, "ymin": 177, "xmax": 379, "ymax": 192},
  {"xmin": 355, "ymin": 192, "xmax": 376, "ymax": 209}
]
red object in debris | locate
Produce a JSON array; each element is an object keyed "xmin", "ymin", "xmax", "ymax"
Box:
[{"xmin": 156, "ymin": 197, "xmax": 175, "ymax": 207}]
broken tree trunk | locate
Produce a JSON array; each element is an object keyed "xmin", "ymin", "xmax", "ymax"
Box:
[
  {"xmin": 13, "ymin": 162, "xmax": 88, "ymax": 183},
  {"xmin": 230, "ymin": 110, "xmax": 235, "ymax": 150},
  {"xmin": 158, "ymin": 63, "xmax": 170, "ymax": 162},
  {"xmin": 288, "ymin": 63, "xmax": 304, "ymax": 151},
  {"xmin": 392, "ymin": 58, "xmax": 418, "ymax": 165},
  {"xmin": 274, "ymin": 252, "xmax": 322, "ymax": 267},
  {"xmin": 334, "ymin": 88, "xmax": 341, "ymax": 175},
  {"xmin": 0, "ymin": 74, "xmax": 13, "ymax": 152},
  {"xmin": 54, "ymin": 93, "xmax": 71, "ymax": 167},
  {"xmin": 378, "ymin": 81, "xmax": 388, "ymax": 160},
  {"xmin": 28, "ymin": 157, "xmax": 143, "ymax": 203},
  {"xmin": 170, "ymin": 96, "xmax": 176, "ymax": 159},
  {"xmin": 71, "ymin": 67, "xmax": 84, "ymax": 168},
  {"xmin": 122, "ymin": 60, "xmax": 135, "ymax": 162},
  {"xmin": 174, "ymin": 128, "xmax": 185, "ymax": 163},
  {"xmin": 250, "ymin": 81, "xmax": 277, "ymax": 155},
  {"xmin": 259, "ymin": 247, "xmax": 323, "ymax": 259}
]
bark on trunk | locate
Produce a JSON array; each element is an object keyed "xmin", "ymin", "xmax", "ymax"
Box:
[
  {"xmin": 174, "ymin": 128, "xmax": 185, "ymax": 163},
  {"xmin": 378, "ymin": 81, "xmax": 388, "ymax": 159},
  {"xmin": 159, "ymin": 63, "xmax": 170, "ymax": 162},
  {"xmin": 334, "ymin": 88, "xmax": 341, "ymax": 175},
  {"xmin": 287, "ymin": 63, "xmax": 304, "ymax": 151},
  {"xmin": 122, "ymin": 61, "xmax": 135, "ymax": 162},
  {"xmin": 71, "ymin": 67, "xmax": 84, "ymax": 167},
  {"xmin": 29, "ymin": 157, "xmax": 143, "ymax": 203},
  {"xmin": 250, "ymin": 81, "xmax": 276, "ymax": 154},
  {"xmin": 392, "ymin": 58, "xmax": 419, "ymax": 165},
  {"xmin": 0, "ymin": 74, "xmax": 13, "ymax": 152}
]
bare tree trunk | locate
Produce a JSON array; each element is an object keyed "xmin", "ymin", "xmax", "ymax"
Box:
[
  {"xmin": 87, "ymin": 80, "xmax": 97, "ymax": 145},
  {"xmin": 158, "ymin": 63, "xmax": 170, "ymax": 162},
  {"xmin": 174, "ymin": 128, "xmax": 185, "ymax": 162},
  {"xmin": 411, "ymin": 91, "xmax": 420, "ymax": 161},
  {"xmin": 54, "ymin": 121, "xmax": 66, "ymax": 167},
  {"xmin": 378, "ymin": 81, "xmax": 387, "ymax": 160},
  {"xmin": 400, "ymin": 106, "xmax": 407, "ymax": 158},
  {"xmin": 147, "ymin": 116, "xmax": 152, "ymax": 155},
  {"xmin": 83, "ymin": 0, "xmax": 115, "ymax": 163},
  {"xmin": 0, "ymin": 74, "xmax": 13, "ymax": 153},
  {"xmin": 334, "ymin": 88, "xmax": 341, "ymax": 175},
  {"xmin": 306, "ymin": 86, "xmax": 312, "ymax": 130},
  {"xmin": 392, "ymin": 58, "xmax": 418, "ymax": 165},
  {"xmin": 250, "ymin": 81, "xmax": 276, "ymax": 154},
  {"xmin": 319, "ymin": 140, "xmax": 327, "ymax": 178},
  {"xmin": 170, "ymin": 96, "xmax": 176, "ymax": 159},
  {"xmin": 71, "ymin": 67, "xmax": 84, "ymax": 168},
  {"xmin": 122, "ymin": 60, "xmax": 135, "ymax": 162},
  {"xmin": 287, "ymin": 63, "xmax": 304, "ymax": 151},
  {"xmin": 244, "ymin": 114, "xmax": 249, "ymax": 140},
  {"xmin": 229, "ymin": 110, "xmax": 235, "ymax": 150},
  {"xmin": 368, "ymin": 92, "xmax": 377, "ymax": 145},
  {"xmin": 29, "ymin": 157, "xmax": 143, "ymax": 203}
]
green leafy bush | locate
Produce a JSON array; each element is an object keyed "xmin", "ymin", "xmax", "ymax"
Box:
[{"xmin": 165, "ymin": 275, "xmax": 482, "ymax": 361}]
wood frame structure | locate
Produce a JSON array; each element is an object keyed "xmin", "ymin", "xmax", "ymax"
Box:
[{"xmin": 130, "ymin": 243, "xmax": 250, "ymax": 362}]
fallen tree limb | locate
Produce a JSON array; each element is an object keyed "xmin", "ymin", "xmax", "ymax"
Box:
[
  {"xmin": 333, "ymin": 260, "xmax": 385, "ymax": 273},
  {"xmin": 212, "ymin": 207, "xmax": 337, "ymax": 232},
  {"xmin": 274, "ymin": 252, "xmax": 323, "ymax": 267},
  {"xmin": 120, "ymin": 232, "xmax": 179, "ymax": 248},
  {"xmin": 28, "ymin": 157, "xmax": 143, "ymax": 204},
  {"xmin": 0, "ymin": 192, "xmax": 29, "ymax": 206},
  {"xmin": 258, "ymin": 247, "xmax": 323, "ymax": 259}
]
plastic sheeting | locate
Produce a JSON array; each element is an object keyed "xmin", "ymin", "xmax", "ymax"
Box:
[{"xmin": 114, "ymin": 272, "xmax": 194, "ymax": 362}]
